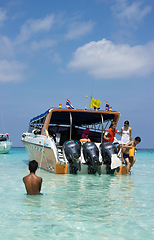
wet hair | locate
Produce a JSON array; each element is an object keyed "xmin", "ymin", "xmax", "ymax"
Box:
[
  {"xmin": 29, "ymin": 160, "xmax": 38, "ymax": 173},
  {"xmin": 135, "ymin": 136, "xmax": 141, "ymax": 143},
  {"xmin": 124, "ymin": 120, "xmax": 129, "ymax": 125}
]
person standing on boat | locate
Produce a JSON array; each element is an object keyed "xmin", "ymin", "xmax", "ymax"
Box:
[
  {"xmin": 121, "ymin": 136, "xmax": 141, "ymax": 174},
  {"xmin": 104, "ymin": 121, "xmax": 121, "ymax": 143},
  {"xmin": 121, "ymin": 120, "xmax": 132, "ymax": 144},
  {"xmin": 117, "ymin": 120, "xmax": 133, "ymax": 154},
  {"xmin": 5, "ymin": 133, "xmax": 9, "ymax": 140},
  {"xmin": 23, "ymin": 160, "xmax": 42, "ymax": 195}
]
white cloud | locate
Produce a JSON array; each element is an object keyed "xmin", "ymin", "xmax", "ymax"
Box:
[
  {"xmin": 31, "ymin": 39, "xmax": 56, "ymax": 50},
  {"xmin": 0, "ymin": 60, "xmax": 27, "ymax": 82},
  {"xmin": 65, "ymin": 20, "xmax": 95, "ymax": 40},
  {"xmin": 67, "ymin": 38, "xmax": 154, "ymax": 79},
  {"xmin": 51, "ymin": 53, "xmax": 62, "ymax": 63},
  {"xmin": 0, "ymin": 36, "xmax": 14, "ymax": 57},
  {"xmin": 0, "ymin": 8, "xmax": 7, "ymax": 26},
  {"xmin": 15, "ymin": 14, "xmax": 55, "ymax": 44},
  {"xmin": 111, "ymin": 0, "xmax": 152, "ymax": 25}
]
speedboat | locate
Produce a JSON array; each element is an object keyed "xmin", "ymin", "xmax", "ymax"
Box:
[
  {"xmin": 21, "ymin": 108, "xmax": 121, "ymax": 175},
  {"xmin": 0, "ymin": 133, "xmax": 12, "ymax": 153}
]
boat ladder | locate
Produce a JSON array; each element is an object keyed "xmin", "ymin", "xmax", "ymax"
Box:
[{"xmin": 57, "ymin": 146, "xmax": 64, "ymax": 162}]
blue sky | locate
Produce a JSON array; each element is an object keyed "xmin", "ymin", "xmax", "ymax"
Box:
[{"xmin": 0, "ymin": 0, "xmax": 153, "ymax": 148}]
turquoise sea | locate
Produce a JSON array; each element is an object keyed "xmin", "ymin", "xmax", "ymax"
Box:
[{"xmin": 0, "ymin": 148, "xmax": 154, "ymax": 240}]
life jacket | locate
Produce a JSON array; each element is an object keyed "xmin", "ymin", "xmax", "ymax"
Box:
[
  {"xmin": 80, "ymin": 138, "xmax": 91, "ymax": 143},
  {"xmin": 129, "ymin": 146, "xmax": 135, "ymax": 157}
]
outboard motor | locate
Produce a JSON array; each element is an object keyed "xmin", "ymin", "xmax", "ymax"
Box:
[
  {"xmin": 63, "ymin": 140, "xmax": 81, "ymax": 174},
  {"xmin": 100, "ymin": 142, "xmax": 120, "ymax": 174},
  {"xmin": 82, "ymin": 142, "xmax": 101, "ymax": 175}
]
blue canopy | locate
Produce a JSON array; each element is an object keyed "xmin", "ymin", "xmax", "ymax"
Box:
[
  {"xmin": 30, "ymin": 108, "xmax": 50, "ymax": 123},
  {"xmin": 29, "ymin": 108, "xmax": 120, "ymax": 127}
]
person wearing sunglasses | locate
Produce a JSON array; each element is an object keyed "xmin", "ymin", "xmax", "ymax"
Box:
[
  {"xmin": 121, "ymin": 120, "xmax": 132, "ymax": 144},
  {"xmin": 117, "ymin": 120, "xmax": 132, "ymax": 155}
]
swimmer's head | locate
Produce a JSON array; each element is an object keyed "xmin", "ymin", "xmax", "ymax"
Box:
[
  {"xmin": 29, "ymin": 160, "xmax": 38, "ymax": 173},
  {"xmin": 134, "ymin": 136, "xmax": 141, "ymax": 144}
]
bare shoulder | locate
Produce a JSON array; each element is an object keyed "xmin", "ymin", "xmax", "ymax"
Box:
[
  {"xmin": 23, "ymin": 175, "xmax": 29, "ymax": 181},
  {"xmin": 37, "ymin": 176, "xmax": 43, "ymax": 182},
  {"xmin": 128, "ymin": 141, "xmax": 134, "ymax": 147},
  {"xmin": 125, "ymin": 141, "xmax": 133, "ymax": 147}
]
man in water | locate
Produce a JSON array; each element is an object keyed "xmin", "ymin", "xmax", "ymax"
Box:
[
  {"xmin": 122, "ymin": 136, "xmax": 141, "ymax": 174},
  {"xmin": 23, "ymin": 160, "xmax": 42, "ymax": 195}
]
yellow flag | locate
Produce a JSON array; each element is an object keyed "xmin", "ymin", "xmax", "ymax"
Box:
[{"xmin": 90, "ymin": 98, "xmax": 101, "ymax": 109}]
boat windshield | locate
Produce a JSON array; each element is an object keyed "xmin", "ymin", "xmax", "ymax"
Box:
[
  {"xmin": 0, "ymin": 135, "xmax": 7, "ymax": 141},
  {"xmin": 47, "ymin": 110, "xmax": 118, "ymax": 145}
]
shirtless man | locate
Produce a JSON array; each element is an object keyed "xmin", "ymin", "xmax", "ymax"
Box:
[
  {"xmin": 23, "ymin": 160, "xmax": 42, "ymax": 195},
  {"xmin": 122, "ymin": 136, "xmax": 141, "ymax": 174}
]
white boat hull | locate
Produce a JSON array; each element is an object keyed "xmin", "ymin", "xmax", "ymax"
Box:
[
  {"xmin": 0, "ymin": 141, "xmax": 12, "ymax": 153},
  {"xmin": 22, "ymin": 134, "xmax": 120, "ymax": 174},
  {"xmin": 22, "ymin": 140, "xmax": 107, "ymax": 174}
]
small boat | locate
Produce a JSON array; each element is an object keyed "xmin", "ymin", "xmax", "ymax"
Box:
[
  {"xmin": 21, "ymin": 108, "xmax": 121, "ymax": 175},
  {"xmin": 0, "ymin": 133, "xmax": 12, "ymax": 153}
]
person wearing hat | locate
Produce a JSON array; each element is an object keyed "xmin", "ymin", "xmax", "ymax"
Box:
[
  {"xmin": 82, "ymin": 128, "xmax": 90, "ymax": 139},
  {"xmin": 5, "ymin": 133, "xmax": 9, "ymax": 140},
  {"xmin": 80, "ymin": 128, "xmax": 91, "ymax": 143}
]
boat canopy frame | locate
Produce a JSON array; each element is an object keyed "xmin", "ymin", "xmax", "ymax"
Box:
[{"xmin": 28, "ymin": 108, "xmax": 120, "ymax": 144}]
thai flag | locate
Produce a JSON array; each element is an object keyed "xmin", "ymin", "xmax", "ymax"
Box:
[
  {"xmin": 65, "ymin": 99, "xmax": 75, "ymax": 109},
  {"xmin": 105, "ymin": 102, "xmax": 110, "ymax": 111}
]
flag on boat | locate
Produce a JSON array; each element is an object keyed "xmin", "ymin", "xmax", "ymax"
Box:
[
  {"xmin": 105, "ymin": 102, "xmax": 110, "ymax": 111},
  {"xmin": 65, "ymin": 99, "xmax": 75, "ymax": 109},
  {"xmin": 90, "ymin": 98, "xmax": 101, "ymax": 109},
  {"xmin": 109, "ymin": 106, "xmax": 112, "ymax": 111}
]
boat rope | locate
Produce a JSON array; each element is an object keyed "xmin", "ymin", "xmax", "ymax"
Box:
[{"xmin": 38, "ymin": 138, "xmax": 45, "ymax": 176}]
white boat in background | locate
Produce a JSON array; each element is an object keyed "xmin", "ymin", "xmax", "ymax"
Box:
[
  {"xmin": 0, "ymin": 133, "xmax": 12, "ymax": 153},
  {"xmin": 21, "ymin": 107, "xmax": 122, "ymax": 175}
]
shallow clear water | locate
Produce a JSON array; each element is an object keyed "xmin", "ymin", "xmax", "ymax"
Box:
[{"xmin": 0, "ymin": 148, "xmax": 154, "ymax": 239}]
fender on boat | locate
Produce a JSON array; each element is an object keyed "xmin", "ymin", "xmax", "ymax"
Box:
[{"xmin": 116, "ymin": 165, "xmax": 126, "ymax": 175}]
